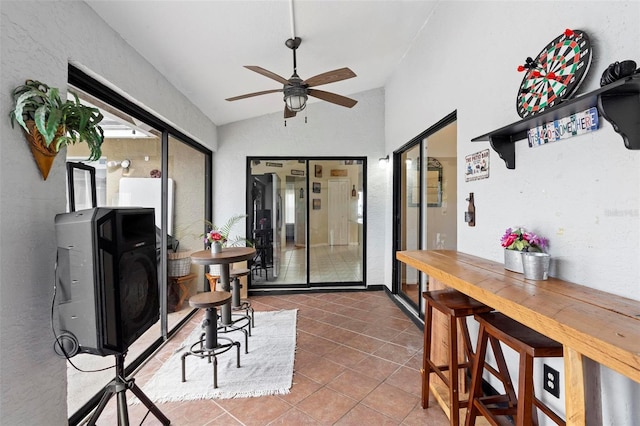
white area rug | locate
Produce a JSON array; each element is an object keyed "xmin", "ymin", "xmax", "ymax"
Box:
[{"xmin": 136, "ymin": 309, "xmax": 297, "ymax": 402}]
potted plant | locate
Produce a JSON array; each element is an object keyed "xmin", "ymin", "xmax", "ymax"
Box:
[
  {"xmin": 203, "ymin": 214, "xmax": 252, "ymax": 253},
  {"xmin": 9, "ymin": 79, "xmax": 105, "ymax": 179},
  {"xmin": 500, "ymin": 226, "xmax": 548, "ymax": 273}
]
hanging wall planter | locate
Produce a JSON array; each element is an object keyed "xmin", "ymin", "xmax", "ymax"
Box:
[
  {"xmin": 24, "ymin": 120, "xmax": 63, "ymax": 180},
  {"xmin": 9, "ymin": 80, "xmax": 104, "ymax": 180}
]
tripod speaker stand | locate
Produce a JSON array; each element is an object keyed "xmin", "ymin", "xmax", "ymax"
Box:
[{"xmin": 87, "ymin": 353, "xmax": 169, "ymax": 426}]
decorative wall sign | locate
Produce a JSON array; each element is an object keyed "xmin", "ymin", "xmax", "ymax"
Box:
[
  {"xmin": 291, "ymin": 169, "xmax": 304, "ymax": 176},
  {"xmin": 465, "ymin": 149, "xmax": 490, "ymax": 182},
  {"xmin": 516, "ymin": 29, "xmax": 592, "ymax": 118},
  {"xmin": 314, "ymin": 164, "xmax": 322, "ymax": 177},
  {"xmin": 266, "ymin": 162, "xmax": 283, "ymax": 168},
  {"xmin": 312, "ymin": 199, "xmax": 321, "ymax": 210},
  {"xmin": 330, "ymin": 169, "xmax": 348, "ymax": 177},
  {"xmin": 527, "ymin": 107, "xmax": 599, "ymax": 147}
]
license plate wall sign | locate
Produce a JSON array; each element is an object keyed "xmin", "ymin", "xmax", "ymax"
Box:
[{"xmin": 527, "ymin": 106, "xmax": 599, "ymax": 147}]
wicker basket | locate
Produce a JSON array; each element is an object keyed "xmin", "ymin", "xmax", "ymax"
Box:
[{"xmin": 167, "ymin": 250, "xmax": 192, "ymax": 277}]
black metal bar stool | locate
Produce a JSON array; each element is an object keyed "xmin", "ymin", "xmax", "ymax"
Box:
[
  {"xmin": 465, "ymin": 312, "xmax": 565, "ymax": 426},
  {"xmin": 206, "ymin": 271, "xmax": 251, "ymax": 352},
  {"xmin": 422, "ymin": 289, "xmax": 494, "ymax": 425},
  {"xmin": 181, "ymin": 291, "xmax": 240, "ymax": 389},
  {"xmin": 230, "ymin": 268, "xmax": 255, "ymax": 328}
]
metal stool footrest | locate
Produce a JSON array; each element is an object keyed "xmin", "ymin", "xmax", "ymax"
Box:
[
  {"xmin": 181, "ymin": 335, "xmax": 241, "ymax": 389},
  {"xmin": 218, "ymin": 315, "xmax": 251, "ymax": 353},
  {"xmin": 232, "ymin": 300, "xmax": 255, "ymax": 328}
]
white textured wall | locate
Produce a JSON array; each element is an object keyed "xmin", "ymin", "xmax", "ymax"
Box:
[
  {"xmin": 385, "ymin": 2, "xmax": 640, "ymax": 424},
  {"xmin": 0, "ymin": 1, "xmax": 216, "ymax": 423},
  {"xmin": 216, "ymin": 88, "xmax": 387, "ymax": 286}
]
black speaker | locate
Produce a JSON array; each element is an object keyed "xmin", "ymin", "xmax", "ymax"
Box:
[{"xmin": 54, "ymin": 207, "xmax": 159, "ymax": 356}]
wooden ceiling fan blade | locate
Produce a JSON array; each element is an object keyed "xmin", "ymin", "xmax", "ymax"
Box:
[
  {"xmin": 226, "ymin": 88, "xmax": 282, "ymax": 102},
  {"xmin": 284, "ymin": 105, "xmax": 297, "ymax": 118},
  {"xmin": 244, "ymin": 66, "xmax": 291, "ymax": 85},
  {"xmin": 308, "ymin": 89, "xmax": 357, "ymax": 108},
  {"xmin": 304, "ymin": 67, "xmax": 356, "ymax": 87}
]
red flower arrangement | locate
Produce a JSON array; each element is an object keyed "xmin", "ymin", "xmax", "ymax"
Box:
[{"xmin": 500, "ymin": 227, "xmax": 548, "ymax": 252}]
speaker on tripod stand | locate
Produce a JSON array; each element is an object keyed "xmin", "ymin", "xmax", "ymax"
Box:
[
  {"xmin": 54, "ymin": 207, "xmax": 159, "ymax": 356},
  {"xmin": 54, "ymin": 207, "xmax": 169, "ymax": 425}
]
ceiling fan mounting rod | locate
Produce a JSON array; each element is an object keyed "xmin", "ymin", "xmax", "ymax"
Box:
[
  {"xmin": 286, "ymin": 37, "xmax": 302, "ymax": 76},
  {"xmin": 288, "ymin": 0, "xmax": 296, "ymax": 39}
]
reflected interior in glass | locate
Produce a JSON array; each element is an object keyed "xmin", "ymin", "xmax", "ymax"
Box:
[{"xmin": 249, "ymin": 158, "xmax": 364, "ymax": 287}]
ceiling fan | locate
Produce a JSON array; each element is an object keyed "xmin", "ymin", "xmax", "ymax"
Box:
[{"xmin": 226, "ymin": 37, "xmax": 357, "ymax": 118}]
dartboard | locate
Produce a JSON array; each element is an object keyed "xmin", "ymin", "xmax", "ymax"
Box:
[{"xmin": 516, "ymin": 29, "xmax": 592, "ymax": 118}]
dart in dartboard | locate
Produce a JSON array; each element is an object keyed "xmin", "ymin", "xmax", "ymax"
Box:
[{"xmin": 515, "ymin": 28, "xmax": 592, "ymax": 118}]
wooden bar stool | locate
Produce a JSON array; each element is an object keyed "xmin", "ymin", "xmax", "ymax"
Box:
[
  {"xmin": 465, "ymin": 312, "xmax": 565, "ymax": 426},
  {"xmin": 205, "ymin": 273, "xmax": 220, "ymax": 291},
  {"xmin": 422, "ymin": 290, "xmax": 494, "ymax": 425}
]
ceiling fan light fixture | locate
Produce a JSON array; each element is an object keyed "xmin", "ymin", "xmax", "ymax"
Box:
[{"xmin": 284, "ymin": 86, "xmax": 308, "ymax": 112}]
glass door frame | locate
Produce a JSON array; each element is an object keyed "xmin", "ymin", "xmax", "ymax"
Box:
[
  {"xmin": 245, "ymin": 156, "xmax": 367, "ymax": 290},
  {"xmin": 392, "ymin": 142, "xmax": 424, "ymax": 312},
  {"xmin": 392, "ymin": 111, "xmax": 457, "ymax": 319}
]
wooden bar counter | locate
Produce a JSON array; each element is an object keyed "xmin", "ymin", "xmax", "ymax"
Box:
[{"xmin": 397, "ymin": 250, "xmax": 640, "ymax": 424}]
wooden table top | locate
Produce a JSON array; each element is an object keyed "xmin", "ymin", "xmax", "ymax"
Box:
[
  {"xmin": 397, "ymin": 249, "xmax": 640, "ymax": 384},
  {"xmin": 188, "ymin": 291, "xmax": 231, "ymax": 309},
  {"xmin": 190, "ymin": 247, "xmax": 256, "ymax": 266}
]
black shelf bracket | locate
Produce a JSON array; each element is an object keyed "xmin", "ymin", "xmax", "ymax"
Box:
[
  {"xmin": 598, "ymin": 92, "xmax": 640, "ymax": 150},
  {"xmin": 489, "ymin": 135, "xmax": 515, "ymax": 169},
  {"xmin": 472, "ymin": 74, "xmax": 640, "ymax": 169}
]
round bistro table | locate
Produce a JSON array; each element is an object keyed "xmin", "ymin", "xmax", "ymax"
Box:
[{"xmin": 190, "ymin": 247, "xmax": 256, "ymax": 325}]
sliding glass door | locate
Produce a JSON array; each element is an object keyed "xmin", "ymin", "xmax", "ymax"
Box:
[
  {"xmin": 248, "ymin": 157, "xmax": 365, "ymax": 288},
  {"xmin": 397, "ymin": 144, "xmax": 423, "ymax": 309},
  {"xmin": 167, "ymin": 135, "xmax": 208, "ymax": 328},
  {"xmin": 65, "ymin": 67, "xmax": 211, "ymax": 423},
  {"xmin": 393, "ymin": 113, "xmax": 457, "ymax": 317},
  {"xmin": 308, "ymin": 159, "xmax": 364, "ymax": 285}
]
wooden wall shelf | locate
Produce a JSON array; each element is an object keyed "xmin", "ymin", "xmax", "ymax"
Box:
[{"xmin": 472, "ymin": 73, "xmax": 640, "ymax": 169}]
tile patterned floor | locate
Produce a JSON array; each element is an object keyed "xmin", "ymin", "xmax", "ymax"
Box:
[{"xmin": 93, "ymin": 291, "xmax": 450, "ymax": 425}]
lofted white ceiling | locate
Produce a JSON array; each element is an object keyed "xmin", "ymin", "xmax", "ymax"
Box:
[{"xmin": 86, "ymin": 0, "xmax": 438, "ymax": 126}]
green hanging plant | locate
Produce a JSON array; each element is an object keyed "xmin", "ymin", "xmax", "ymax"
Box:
[{"xmin": 9, "ymin": 80, "xmax": 104, "ymax": 161}]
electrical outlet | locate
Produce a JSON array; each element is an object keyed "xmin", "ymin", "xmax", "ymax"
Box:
[{"xmin": 543, "ymin": 364, "xmax": 560, "ymax": 398}]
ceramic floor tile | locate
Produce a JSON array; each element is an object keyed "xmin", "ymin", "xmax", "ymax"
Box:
[
  {"xmin": 334, "ymin": 404, "xmax": 398, "ymax": 425},
  {"xmin": 216, "ymin": 395, "xmax": 292, "ymax": 426},
  {"xmin": 373, "ymin": 342, "xmax": 418, "ymax": 365},
  {"xmin": 360, "ymin": 382, "xmax": 420, "ymax": 422},
  {"xmin": 268, "ymin": 407, "xmax": 322, "ymax": 425},
  {"xmin": 326, "ymin": 369, "xmax": 382, "ymax": 401},
  {"xmin": 296, "ymin": 356, "xmax": 346, "ymax": 385},
  {"xmin": 350, "ymin": 354, "xmax": 402, "ymax": 382},
  {"xmin": 322, "ymin": 344, "xmax": 368, "ymax": 368},
  {"xmin": 384, "ymin": 365, "xmax": 422, "ymax": 398},
  {"xmin": 80, "ymin": 291, "xmax": 449, "ymax": 426},
  {"xmin": 296, "ymin": 387, "xmax": 358, "ymax": 424}
]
